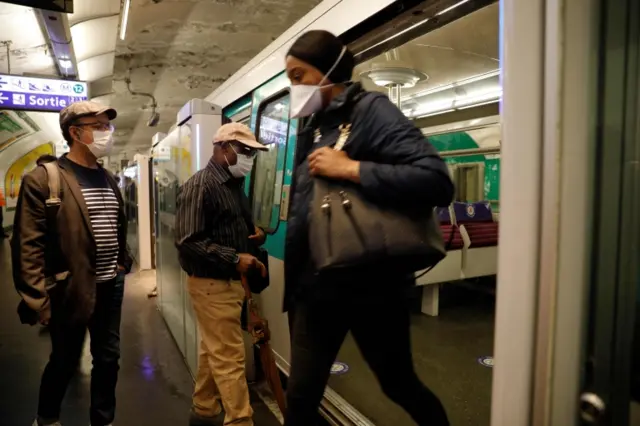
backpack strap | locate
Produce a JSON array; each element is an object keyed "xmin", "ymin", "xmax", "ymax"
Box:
[
  {"xmin": 42, "ymin": 162, "xmax": 61, "ymax": 208},
  {"xmin": 41, "ymin": 162, "xmax": 69, "ymax": 284}
]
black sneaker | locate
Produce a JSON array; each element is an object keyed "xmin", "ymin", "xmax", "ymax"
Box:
[{"xmin": 189, "ymin": 409, "xmax": 224, "ymax": 426}]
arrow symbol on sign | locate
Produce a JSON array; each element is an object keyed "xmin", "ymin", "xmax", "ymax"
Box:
[{"xmin": 0, "ymin": 92, "xmax": 8, "ymax": 104}]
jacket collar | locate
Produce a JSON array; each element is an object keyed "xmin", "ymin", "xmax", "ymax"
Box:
[
  {"xmin": 323, "ymin": 82, "xmax": 364, "ymax": 114},
  {"xmin": 307, "ymin": 82, "xmax": 364, "ymax": 129},
  {"xmin": 206, "ymin": 158, "xmax": 232, "ymax": 184}
]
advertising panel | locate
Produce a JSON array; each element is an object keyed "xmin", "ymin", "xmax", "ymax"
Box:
[{"xmin": 3, "ymin": 142, "xmax": 54, "ymax": 208}]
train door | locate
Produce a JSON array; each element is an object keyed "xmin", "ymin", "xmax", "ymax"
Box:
[
  {"xmin": 236, "ymin": 74, "xmax": 297, "ymax": 374},
  {"xmin": 574, "ymin": 0, "xmax": 640, "ymax": 424},
  {"xmin": 493, "ymin": 0, "xmax": 640, "ymax": 425}
]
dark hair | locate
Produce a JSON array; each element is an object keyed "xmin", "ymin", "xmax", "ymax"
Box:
[
  {"xmin": 61, "ymin": 122, "xmax": 74, "ymax": 146},
  {"xmin": 36, "ymin": 154, "xmax": 57, "ymax": 166},
  {"xmin": 287, "ymin": 30, "xmax": 355, "ymax": 83}
]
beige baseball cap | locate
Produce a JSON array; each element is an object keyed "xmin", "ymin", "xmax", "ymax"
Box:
[
  {"xmin": 59, "ymin": 100, "xmax": 117, "ymax": 128},
  {"xmin": 213, "ymin": 122, "xmax": 267, "ymax": 151}
]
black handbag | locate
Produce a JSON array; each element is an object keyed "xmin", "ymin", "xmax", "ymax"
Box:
[{"xmin": 308, "ymin": 112, "xmax": 446, "ymax": 275}]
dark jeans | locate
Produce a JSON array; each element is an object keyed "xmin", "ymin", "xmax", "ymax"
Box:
[
  {"xmin": 284, "ymin": 283, "xmax": 449, "ymax": 426},
  {"xmin": 37, "ymin": 273, "xmax": 125, "ymax": 426}
]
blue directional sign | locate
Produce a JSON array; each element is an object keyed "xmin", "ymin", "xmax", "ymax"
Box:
[{"xmin": 0, "ymin": 74, "xmax": 88, "ymax": 113}]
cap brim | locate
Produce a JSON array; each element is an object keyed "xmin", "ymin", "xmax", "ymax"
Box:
[
  {"xmin": 97, "ymin": 106, "xmax": 117, "ymax": 120},
  {"xmin": 236, "ymin": 137, "xmax": 268, "ymax": 151}
]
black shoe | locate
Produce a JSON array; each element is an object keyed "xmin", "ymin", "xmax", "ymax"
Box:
[{"xmin": 189, "ymin": 409, "xmax": 224, "ymax": 426}]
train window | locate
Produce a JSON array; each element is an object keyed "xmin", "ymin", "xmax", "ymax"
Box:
[{"xmin": 251, "ymin": 93, "xmax": 290, "ymax": 232}]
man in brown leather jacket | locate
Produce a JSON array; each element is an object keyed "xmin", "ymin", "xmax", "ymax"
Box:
[{"xmin": 11, "ymin": 101, "xmax": 130, "ymax": 426}]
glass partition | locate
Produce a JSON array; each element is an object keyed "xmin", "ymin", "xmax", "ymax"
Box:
[
  {"xmin": 123, "ymin": 165, "xmax": 139, "ymax": 262},
  {"xmin": 177, "ymin": 124, "xmax": 199, "ymax": 375},
  {"xmin": 154, "ymin": 129, "xmax": 187, "ymax": 356}
]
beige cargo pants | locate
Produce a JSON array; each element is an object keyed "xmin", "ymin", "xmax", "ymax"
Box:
[{"xmin": 187, "ymin": 276, "xmax": 253, "ymax": 426}]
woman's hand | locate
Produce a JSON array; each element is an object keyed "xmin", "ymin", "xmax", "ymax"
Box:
[{"xmin": 308, "ymin": 147, "xmax": 360, "ymax": 182}]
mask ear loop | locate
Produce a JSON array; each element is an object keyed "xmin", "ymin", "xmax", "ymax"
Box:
[
  {"xmin": 224, "ymin": 143, "xmax": 241, "ymax": 168},
  {"xmin": 318, "ymin": 46, "xmax": 347, "ymax": 87}
]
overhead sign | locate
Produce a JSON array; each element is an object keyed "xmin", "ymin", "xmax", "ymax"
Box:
[
  {"xmin": 3, "ymin": 1, "xmax": 74, "ymax": 13},
  {"xmin": 0, "ymin": 74, "xmax": 88, "ymax": 113}
]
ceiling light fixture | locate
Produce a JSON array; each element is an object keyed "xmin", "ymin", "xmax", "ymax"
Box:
[
  {"xmin": 406, "ymin": 69, "xmax": 500, "ymax": 100},
  {"xmin": 458, "ymin": 99, "xmax": 499, "ymax": 110},
  {"xmin": 356, "ymin": 0, "xmax": 473, "ymax": 58},
  {"xmin": 436, "ymin": 0, "xmax": 472, "ymax": 16},
  {"xmin": 120, "ymin": 0, "xmax": 131, "ymax": 41},
  {"xmin": 407, "ymin": 89, "xmax": 502, "ymax": 119},
  {"xmin": 362, "ymin": 67, "xmax": 428, "ymax": 88}
]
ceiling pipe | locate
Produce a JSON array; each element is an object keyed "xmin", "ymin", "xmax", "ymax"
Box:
[
  {"xmin": 124, "ymin": 74, "xmax": 160, "ymax": 127},
  {"xmin": 36, "ymin": 9, "xmax": 79, "ymax": 79}
]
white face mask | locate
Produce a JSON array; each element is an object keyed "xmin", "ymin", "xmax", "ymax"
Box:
[
  {"xmin": 225, "ymin": 145, "xmax": 255, "ymax": 178},
  {"xmin": 289, "ymin": 46, "xmax": 347, "ymax": 119},
  {"xmin": 83, "ymin": 130, "xmax": 114, "ymax": 158}
]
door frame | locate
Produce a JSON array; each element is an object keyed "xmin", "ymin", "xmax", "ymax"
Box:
[{"xmin": 492, "ymin": 0, "xmax": 601, "ymax": 424}]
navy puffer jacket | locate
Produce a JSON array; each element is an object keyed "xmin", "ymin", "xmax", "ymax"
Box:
[{"xmin": 283, "ymin": 83, "xmax": 454, "ymax": 311}]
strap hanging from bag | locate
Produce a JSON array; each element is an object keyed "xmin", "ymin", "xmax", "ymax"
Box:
[{"xmin": 240, "ymin": 275, "xmax": 286, "ymax": 413}]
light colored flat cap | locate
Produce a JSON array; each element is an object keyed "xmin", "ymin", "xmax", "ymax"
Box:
[
  {"xmin": 213, "ymin": 122, "xmax": 267, "ymax": 151},
  {"xmin": 59, "ymin": 100, "xmax": 117, "ymax": 127}
]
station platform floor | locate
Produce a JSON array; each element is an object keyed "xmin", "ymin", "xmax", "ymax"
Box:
[{"xmin": 0, "ymin": 238, "xmax": 282, "ymax": 426}]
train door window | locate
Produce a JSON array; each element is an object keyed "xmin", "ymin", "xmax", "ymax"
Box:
[
  {"xmin": 251, "ymin": 93, "xmax": 290, "ymax": 232},
  {"xmin": 452, "ymin": 162, "xmax": 485, "ymax": 202}
]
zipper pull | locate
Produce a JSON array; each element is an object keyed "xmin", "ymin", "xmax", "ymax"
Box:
[
  {"xmin": 321, "ymin": 195, "xmax": 332, "ymax": 216},
  {"xmin": 339, "ymin": 191, "xmax": 352, "ymax": 210}
]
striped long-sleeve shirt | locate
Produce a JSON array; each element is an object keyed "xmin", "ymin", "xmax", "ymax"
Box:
[
  {"xmin": 175, "ymin": 159, "xmax": 253, "ymax": 279},
  {"xmin": 60, "ymin": 156, "xmax": 120, "ymax": 282}
]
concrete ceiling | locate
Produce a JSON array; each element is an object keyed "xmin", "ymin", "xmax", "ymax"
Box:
[
  {"xmin": 0, "ymin": 3, "xmax": 58, "ymax": 76},
  {"xmin": 109, "ymin": 0, "xmax": 323, "ymax": 155}
]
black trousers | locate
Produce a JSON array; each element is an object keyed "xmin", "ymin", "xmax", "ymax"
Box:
[
  {"xmin": 37, "ymin": 273, "xmax": 125, "ymax": 426},
  {"xmin": 284, "ymin": 281, "xmax": 450, "ymax": 426}
]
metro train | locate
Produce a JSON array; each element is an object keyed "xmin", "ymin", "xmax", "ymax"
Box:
[
  {"xmin": 146, "ymin": 0, "xmax": 640, "ymax": 425},
  {"xmin": 151, "ymin": 1, "xmax": 502, "ymax": 425}
]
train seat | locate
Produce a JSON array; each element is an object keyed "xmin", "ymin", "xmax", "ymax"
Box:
[
  {"xmin": 453, "ymin": 202, "xmax": 499, "ymax": 278},
  {"xmin": 416, "ymin": 206, "xmax": 465, "ymax": 316}
]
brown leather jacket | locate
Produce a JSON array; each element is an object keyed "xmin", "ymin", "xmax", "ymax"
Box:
[{"xmin": 11, "ymin": 158, "xmax": 128, "ymax": 323}]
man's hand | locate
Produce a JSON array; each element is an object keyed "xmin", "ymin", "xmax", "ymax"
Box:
[
  {"xmin": 39, "ymin": 305, "xmax": 51, "ymax": 326},
  {"xmin": 236, "ymin": 253, "xmax": 267, "ymax": 277},
  {"xmin": 248, "ymin": 226, "xmax": 266, "ymax": 245},
  {"xmin": 308, "ymin": 147, "xmax": 360, "ymax": 182}
]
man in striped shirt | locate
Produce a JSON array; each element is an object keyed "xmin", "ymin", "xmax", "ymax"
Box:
[
  {"xmin": 175, "ymin": 123, "xmax": 268, "ymax": 426},
  {"xmin": 12, "ymin": 101, "xmax": 129, "ymax": 426}
]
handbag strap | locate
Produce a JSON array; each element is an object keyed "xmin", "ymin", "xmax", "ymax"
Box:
[{"xmin": 332, "ymin": 90, "xmax": 367, "ymax": 152}]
